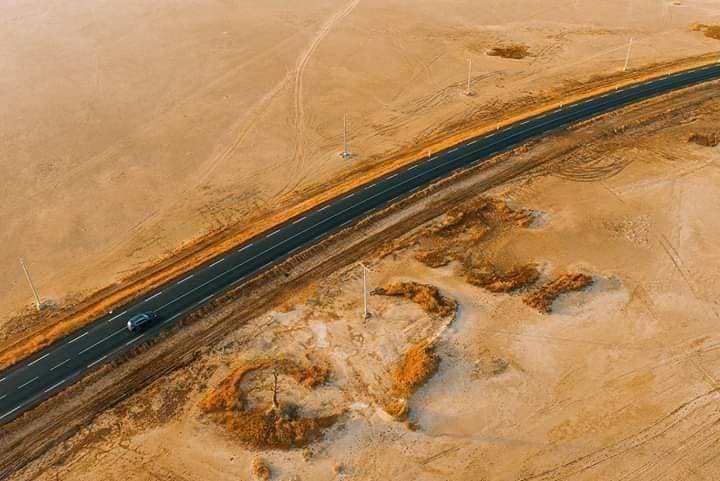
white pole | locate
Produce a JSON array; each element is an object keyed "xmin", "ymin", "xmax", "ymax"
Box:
[
  {"xmin": 623, "ymin": 37, "xmax": 633, "ymax": 72},
  {"xmin": 20, "ymin": 258, "xmax": 41, "ymax": 312},
  {"xmin": 465, "ymin": 58, "xmax": 473, "ymax": 96},
  {"xmin": 340, "ymin": 114, "xmax": 352, "ymax": 159},
  {"xmin": 359, "ymin": 262, "xmax": 369, "ymax": 319}
]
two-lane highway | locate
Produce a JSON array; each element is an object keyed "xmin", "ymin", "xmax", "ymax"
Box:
[{"xmin": 2, "ymin": 62, "xmax": 720, "ymax": 424}]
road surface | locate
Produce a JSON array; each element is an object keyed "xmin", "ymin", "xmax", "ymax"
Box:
[{"xmin": 2, "ymin": 62, "xmax": 720, "ymax": 425}]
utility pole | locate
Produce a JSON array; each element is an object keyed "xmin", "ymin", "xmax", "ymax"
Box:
[
  {"xmin": 623, "ymin": 37, "xmax": 634, "ymax": 72},
  {"xmin": 359, "ymin": 262, "xmax": 370, "ymax": 319},
  {"xmin": 340, "ymin": 113, "xmax": 352, "ymax": 160},
  {"xmin": 465, "ymin": 58, "xmax": 474, "ymax": 96},
  {"xmin": 20, "ymin": 258, "xmax": 41, "ymax": 312}
]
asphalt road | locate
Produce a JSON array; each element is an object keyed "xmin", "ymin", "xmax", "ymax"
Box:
[{"xmin": 2, "ymin": 63, "xmax": 720, "ymax": 425}]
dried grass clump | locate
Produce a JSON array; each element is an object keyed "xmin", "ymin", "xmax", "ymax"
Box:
[
  {"xmin": 372, "ymin": 282, "xmax": 457, "ymax": 318},
  {"xmin": 384, "ymin": 341, "xmax": 440, "ymax": 420},
  {"xmin": 691, "ymin": 23, "xmax": 720, "ymax": 40},
  {"xmin": 464, "ymin": 264, "xmax": 540, "ymax": 293},
  {"xmin": 199, "ymin": 358, "xmax": 338, "ymax": 449},
  {"xmin": 488, "ymin": 44, "xmax": 531, "ymax": 59},
  {"xmin": 523, "ymin": 273, "xmax": 593, "ymax": 313},
  {"xmin": 688, "ymin": 132, "xmax": 720, "ymax": 147},
  {"xmin": 414, "ymin": 249, "xmax": 452, "ymax": 268}
]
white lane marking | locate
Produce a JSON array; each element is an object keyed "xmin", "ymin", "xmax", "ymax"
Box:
[
  {"xmin": 0, "ymin": 394, "xmax": 5, "ymax": 401},
  {"xmin": 520, "ymin": 120, "xmax": 530, "ymax": 125},
  {"xmin": 79, "ymin": 328, "xmax": 126, "ymax": 355},
  {"xmin": 0, "ymin": 377, "xmax": 6, "ymax": 383},
  {"xmin": 162, "ymin": 312, "xmax": 184, "ymax": 325},
  {"xmin": 209, "ymin": 258, "xmax": 225, "ymax": 268},
  {"xmin": 292, "ymin": 216, "xmax": 307, "ymax": 224},
  {"xmin": 469, "ymin": 139, "xmax": 478, "ymax": 145},
  {"xmin": 145, "ymin": 291, "xmax": 163, "ymax": 302},
  {"xmin": 27, "ymin": 353, "xmax": 50, "ymax": 367},
  {"xmin": 345, "ymin": 192, "xmax": 355, "ymax": 198},
  {"xmin": 17, "ymin": 376, "xmax": 39, "ymax": 390},
  {"xmin": 106, "ymin": 310, "xmax": 127, "ymax": 323},
  {"xmin": 87, "ymin": 355, "xmax": 108, "ymax": 369},
  {"xmin": 125, "ymin": 334, "xmax": 145, "ymax": 346},
  {"xmin": 50, "ymin": 359, "xmax": 70, "ymax": 371},
  {"xmin": 408, "ymin": 165, "xmax": 418, "ymax": 170},
  {"xmin": 267, "ymin": 230, "xmax": 280, "ymax": 237},
  {"xmin": 199, "ymin": 294, "xmax": 214, "ymax": 304},
  {"xmin": 449, "ymin": 147, "xmax": 458, "ymax": 153},
  {"xmin": 388, "ymin": 173, "xmax": 398, "ymax": 179},
  {"xmin": 340, "ymin": 220, "xmax": 352, "ymax": 227},
  {"xmin": 238, "ymin": 242, "xmax": 254, "ymax": 252},
  {"xmin": 0, "ymin": 405, "xmax": 22, "ymax": 420},
  {"xmin": 365, "ymin": 183, "xmax": 376, "ymax": 190},
  {"xmin": 44, "ymin": 378, "xmax": 69, "ymax": 393},
  {"xmin": 68, "ymin": 332, "xmax": 89, "ymax": 344},
  {"xmin": 178, "ymin": 274, "xmax": 194, "ymax": 284},
  {"xmin": 318, "ymin": 205, "xmax": 331, "ymax": 212}
]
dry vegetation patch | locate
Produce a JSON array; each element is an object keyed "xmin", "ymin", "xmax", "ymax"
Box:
[
  {"xmin": 691, "ymin": 23, "xmax": 720, "ymax": 40},
  {"xmin": 199, "ymin": 357, "xmax": 338, "ymax": 450},
  {"xmin": 384, "ymin": 341, "xmax": 440, "ymax": 420},
  {"xmin": 462, "ymin": 263, "xmax": 541, "ymax": 293},
  {"xmin": 372, "ymin": 281, "xmax": 457, "ymax": 318},
  {"xmin": 488, "ymin": 44, "xmax": 531, "ymax": 59},
  {"xmin": 523, "ymin": 273, "xmax": 594, "ymax": 313},
  {"xmin": 688, "ymin": 131, "xmax": 720, "ymax": 147}
]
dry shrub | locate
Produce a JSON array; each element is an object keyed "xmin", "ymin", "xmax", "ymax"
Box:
[
  {"xmin": 488, "ymin": 44, "xmax": 530, "ymax": 59},
  {"xmin": 384, "ymin": 341, "xmax": 440, "ymax": 420},
  {"xmin": 371, "ymin": 282, "xmax": 457, "ymax": 318},
  {"xmin": 464, "ymin": 263, "xmax": 540, "ymax": 293},
  {"xmin": 199, "ymin": 358, "xmax": 338, "ymax": 449},
  {"xmin": 688, "ymin": 132, "xmax": 720, "ymax": 147},
  {"xmin": 414, "ymin": 249, "xmax": 452, "ymax": 268},
  {"xmin": 692, "ymin": 23, "xmax": 720, "ymax": 40},
  {"xmin": 252, "ymin": 458, "xmax": 271, "ymax": 481},
  {"xmin": 523, "ymin": 273, "xmax": 593, "ymax": 313}
]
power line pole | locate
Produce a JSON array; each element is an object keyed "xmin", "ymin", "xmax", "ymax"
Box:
[
  {"xmin": 359, "ymin": 262, "xmax": 370, "ymax": 319},
  {"xmin": 465, "ymin": 58, "xmax": 474, "ymax": 96},
  {"xmin": 340, "ymin": 113, "xmax": 352, "ymax": 160},
  {"xmin": 623, "ymin": 37, "xmax": 634, "ymax": 72},
  {"xmin": 20, "ymin": 258, "xmax": 42, "ymax": 312}
]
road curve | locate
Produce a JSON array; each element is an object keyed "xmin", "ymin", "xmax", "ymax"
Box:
[{"xmin": 2, "ymin": 63, "xmax": 720, "ymax": 425}]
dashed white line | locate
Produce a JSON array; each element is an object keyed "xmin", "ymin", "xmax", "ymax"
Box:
[
  {"xmin": 345, "ymin": 192, "xmax": 355, "ymax": 198},
  {"xmin": 209, "ymin": 258, "xmax": 225, "ymax": 268},
  {"xmin": 0, "ymin": 377, "xmax": 6, "ymax": 383},
  {"xmin": 44, "ymin": 379, "xmax": 68, "ymax": 393},
  {"xmin": 388, "ymin": 173, "xmax": 399, "ymax": 179},
  {"xmin": 79, "ymin": 328, "xmax": 125, "ymax": 355},
  {"xmin": 267, "ymin": 230, "xmax": 280, "ymax": 237},
  {"xmin": 292, "ymin": 216, "xmax": 307, "ymax": 224},
  {"xmin": 178, "ymin": 274, "xmax": 194, "ymax": 284},
  {"xmin": 0, "ymin": 405, "xmax": 22, "ymax": 420},
  {"xmin": 126, "ymin": 334, "xmax": 145, "ymax": 346},
  {"xmin": 27, "ymin": 353, "xmax": 50, "ymax": 367},
  {"xmin": 50, "ymin": 359, "xmax": 70, "ymax": 371},
  {"xmin": 408, "ymin": 165, "xmax": 418, "ymax": 170},
  {"xmin": 145, "ymin": 291, "xmax": 163, "ymax": 302},
  {"xmin": 87, "ymin": 356, "xmax": 107, "ymax": 369},
  {"xmin": 0, "ymin": 394, "xmax": 5, "ymax": 401},
  {"xmin": 17, "ymin": 377, "xmax": 39, "ymax": 390},
  {"xmin": 318, "ymin": 205, "xmax": 331, "ymax": 212},
  {"xmin": 68, "ymin": 332, "xmax": 89, "ymax": 344},
  {"xmin": 106, "ymin": 310, "xmax": 127, "ymax": 323},
  {"xmin": 469, "ymin": 139, "xmax": 478, "ymax": 145},
  {"xmin": 449, "ymin": 147, "xmax": 459, "ymax": 153},
  {"xmin": 365, "ymin": 183, "xmax": 376, "ymax": 190}
]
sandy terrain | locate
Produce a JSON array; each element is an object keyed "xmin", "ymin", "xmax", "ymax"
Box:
[
  {"xmin": 7, "ymin": 70, "xmax": 720, "ymax": 480},
  {"xmin": 3, "ymin": 0, "xmax": 720, "ymax": 338}
]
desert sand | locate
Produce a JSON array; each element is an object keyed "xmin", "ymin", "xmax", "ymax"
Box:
[
  {"xmin": 3, "ymin": 0, "xmax": 720, "ymax": 338},
  {"xmin": 7, "ymin": 64, "xmax": 720, "ymax": 480}
]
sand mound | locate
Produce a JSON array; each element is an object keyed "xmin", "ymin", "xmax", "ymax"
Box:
[
  {"xmin": 523, "ymin": 273, "xmax": 593, "ymax": 313},
  {"xmin": 463, "ymin": 263, "xmax": 540, "ymax": 293},
  {"xmin": 252, "ymin": 458, "xmax": 271, "ymax": 481},
  {"xmin": 414, "ymin": 249, "xmax": 452, "ymax": 268},
  {"xmin": 488, "ymin": 44, "xmax": 530, "ymax": 59},
  {"xmin": 372, "ymin": 281, "xmax": 457, "ymax": 318},
  {"xmin": 384, "ymin": 341, "xmax": 440, "ymax": 420},
  {"xmin": 688, "ymin": 132, "xmax": 720, "ymax": 147},
  {"xmin": 199, "ymin": 358, "xmax": 338, "ymax": 450}
]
